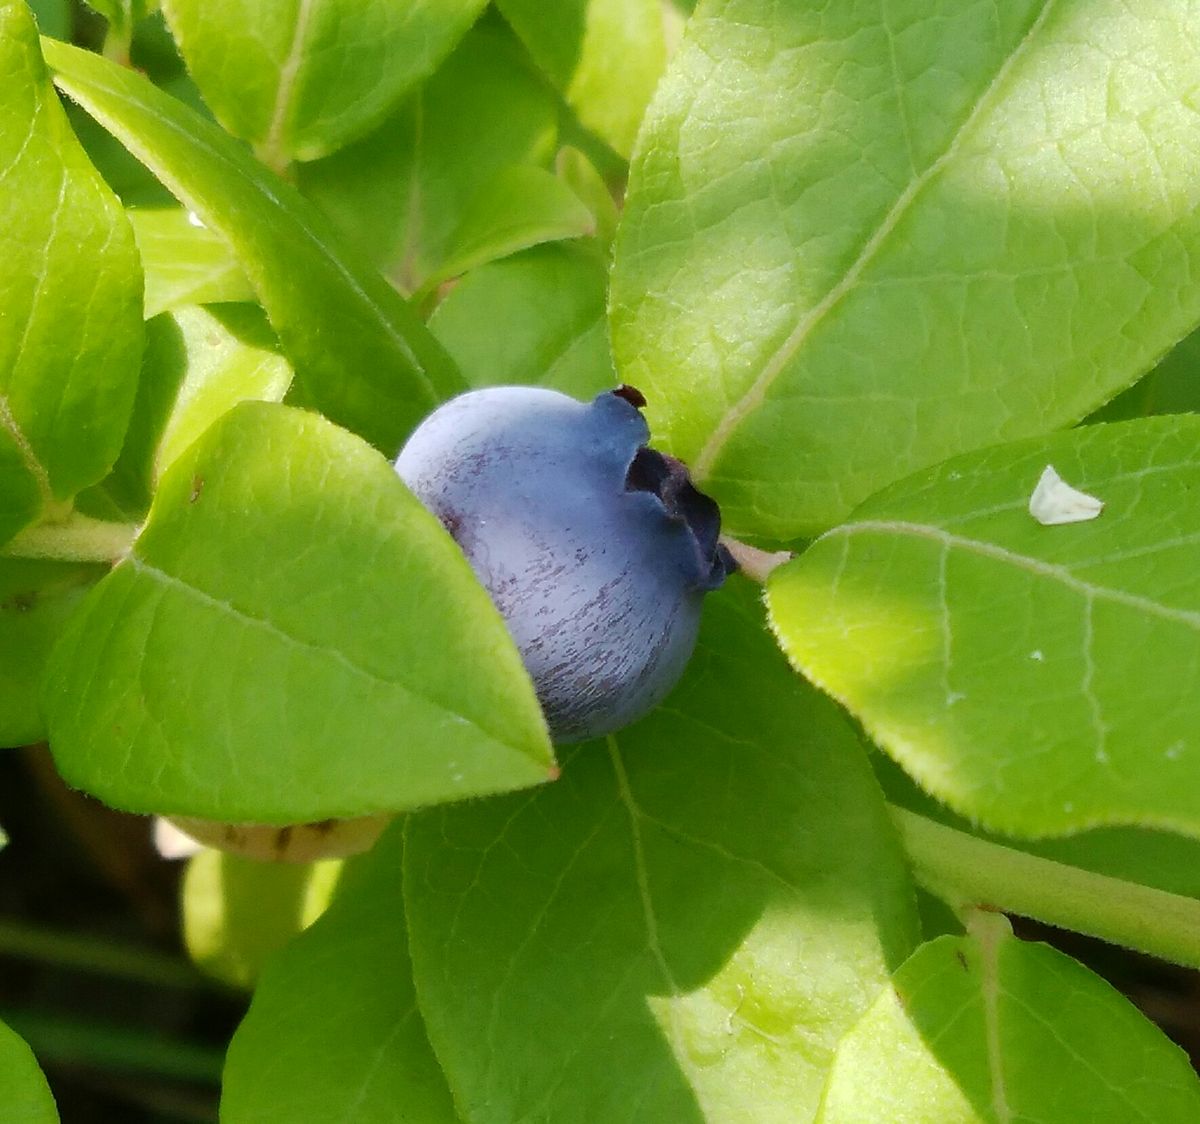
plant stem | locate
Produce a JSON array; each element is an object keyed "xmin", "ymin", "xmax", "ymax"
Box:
[
  {"xmin": 99, "ymin": 19, "xmax": 132, "ymax": 67},
  {"xmin": 890, "ymin": 804, "xmax": 1200, "ymax": 969},
  {"xmin": 1, "ymin": 515, "xmax": 139, "ymax": 564},
  {"xmin": 2, "ymin": 1008, "xmax": 225, "ymax": 1084},
  {"xmin": 0, "ymin": 919, "xmax": 212, "ymax": 991},
  {"xmin": 721, "ymin": 536, "xmax": 792, "ymax": 582}
]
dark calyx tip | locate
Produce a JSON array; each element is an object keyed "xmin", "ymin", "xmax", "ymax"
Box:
[
  {"xmin": 625, "ymin": 447, "xmax": 733, "ymax": 591},
  {"xmin": 612, "ymin": 384, "xmax": 647, "ymax": 409}
]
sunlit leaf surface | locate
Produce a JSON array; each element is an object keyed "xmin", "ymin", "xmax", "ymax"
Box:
[
  {"xmin": 770, "ymin": 416, "xmax": 1200, "ymax": 838},
  {"xmin": 612, "ymin": 0, "xmax": 1200, "ymax": 539},
  {"xmin": 45, "ymin": 402, "xmax": 554, "ymax": 821}
]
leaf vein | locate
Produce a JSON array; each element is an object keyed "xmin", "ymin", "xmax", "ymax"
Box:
[
  {"xmin": 48, "ymin": 57, "xmax": 437, "ymax": 405},
  {"xmin": 262, "ymin": 0, "xmax": 316, "ymax": 169},
  {"xmin": 828, "ymin": 519, "xmax": 1200, "ymax": 629},
  {"xmin": 124, "ymin": 553, "xmax": 515, "ymax": 751},
  {"xmin": 692, "ymin": 0, "xmax": 1060, "ymax": 481}
]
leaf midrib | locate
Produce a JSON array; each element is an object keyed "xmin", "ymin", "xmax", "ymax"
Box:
[
  {"xmin": 126, "ymin": 552, "xmax": 537, "ymax": 761},
  {"xmin": 262, "ymin": 0, "xmax": 316, "ymax": 167},
  {"xmin": 691, "ymin": 0, "xmax": 1059, "ymax": 482},
  {"xmin": 828, "ymin": 518, "xmax": 1200, "ymax": 630},
  {"xmin": 44, "ymin": 41, "xmax": 440, "ymax": 406}
]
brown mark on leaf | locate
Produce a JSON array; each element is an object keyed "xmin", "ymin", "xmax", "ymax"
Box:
[
  {"xmin": 955, "ymin": 949, "xmax": 969, "ymax": 971},
  {"xmin": 2, "ymin": 591, "xmax": 37, "ymax": 613},
  {"xmin": 189, "ymin": 476, "xmax": 204, "ymax": 504}
]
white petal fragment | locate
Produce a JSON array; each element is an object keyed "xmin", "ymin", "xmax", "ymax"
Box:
[
  {"xmin": 152, "ymin": 816, "xmax": 204, "ymax": 860},
  {"xmin": 1028, "ymin": 464, "xmax": 1104, "ymax": 526}
]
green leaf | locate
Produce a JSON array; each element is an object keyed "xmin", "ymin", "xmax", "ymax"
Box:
[
  {"xmin": 161, "ymin": 0, "xmax": 487, "ymax": 166},
  {"xmin": 44, "ymin": 401, "xmax": 555, "ymax": 821},
  {"xmin": 95, "ymin": 304, "xmax": 291, "ymax": 518},
  {"xmin": 817, "ymin": 917, "xmax": 1200, "ymax": 1123},
  {"xmin": 0, "ymin": 1017, "xmax": 57, "ymax": 1123},
  {"xmin": 611, "ymin": 0, "xmax": 1200, "ymax": 540},
  {"xmin": 405, "ymin": 581, "xmax": 917, "ymax": 1122},
  {"xmin": 430, "ymin": 243, "xmax": 614, "ymax": 398},
  {"xmin": 423, "ymin": 164, "xmax": 595, "ymax": 293},
  {"xmin": 1, "ymin": 3, "xmax": 143, "ymax": 544},
  {"xmin": 182, "ymin": 848, "xmax": 342, "ymax": 989},
  {"xmin": 497, "ymin": 0, "xmax": 666, "ymax": 158},
  {"xmin": 769, "ymin": 415, "xmax": 1200, "ymax": 838},
  {"xmin": 0, "ymin": 558, "xmax": 106, "ymax": 748},
  {"xmin": 43, "ymin": 38, "xmax": 461, "ymax": 456},
  {"xmin": 296, "ymin": 19, "xmax": 557, "ymax": 293},
  {"xmin": 221, "ymin": 824, "xmax": 458, "ymax": 1123},
  {"xmin": 129, "ymin": 207, "xmax": 254, "ymax": 318}
]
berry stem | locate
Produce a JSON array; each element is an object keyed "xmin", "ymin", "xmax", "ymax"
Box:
[
  {"xmin": 890, "ymin": 804, "xmax": 1200, "ymax": 969},
  {"xmin": 720, "ymin": 536, "xmax": 792, "ymax": 582}
]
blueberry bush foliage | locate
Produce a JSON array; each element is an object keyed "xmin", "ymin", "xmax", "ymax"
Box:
[{"xmin": 5, "ymin": 0, "xmax": 1200, "ymax": 1119}]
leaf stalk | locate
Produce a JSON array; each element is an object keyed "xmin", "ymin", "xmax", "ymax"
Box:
[
  {"xmin": 1, "ymin": 514, "xmax": 139, "ymax": 564},
  {"xmin": 890, "ymin": 804, "xmax": 1200, "ymax": 969}
]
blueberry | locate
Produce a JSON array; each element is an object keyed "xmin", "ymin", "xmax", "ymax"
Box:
[{"xmin": 395, "ymin": 385, "xmax": 735, "ymax": 742}]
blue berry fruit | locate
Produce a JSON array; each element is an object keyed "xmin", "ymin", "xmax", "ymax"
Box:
[{"xmin": 395, "ymin": 385, "xmax": 735, "ymax": 742}]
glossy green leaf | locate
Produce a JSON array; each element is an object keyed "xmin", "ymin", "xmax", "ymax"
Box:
[
  {"xmin": 182, "ymin": 848, "xmax": 341, "ymax": 989},
  {"xmin": 43, "ymin": 38, "xmax": 461, "ymax": 455},
  {"xmin": 44, "ymin": 401, "xmax": 555, "ymax": 821},
  {"xmin": 151, "ymin": 305, "xmax": 291, "ymax": 476},
  {"xmin": 297, "ymin": 19, "xmax": 557, "ymax": 293},
  {"xmin": 769, "ymin": 415, "xmax": 1200, "ymax": 838},
  {"xmin": 0, "ymin": 558, "xmax": 106, "ymax": 748},
  {"xmin": 161, "ymin": 0, "xmax": 486, "ymax": 166},
  {"xmin": 1, "ymin": 4, "xmax": 143, "ymax": 545},
  {"xmin": 498, "ymin": 0, "xmax": 666, "ymax": 158},
  {"xmin": 221, "ymin": 824, "xmax": 458, "ymax": 1123},
  {"xmin": 87, "ymin": 304, "xmax": 290, "ymax": 520},
  {"xmin": 424, "ymin": 164, "xmax": 595, "ymax": 292},
  {"xmin": 612, "ymin": 0, "xmax": 1200, "ymax": 540},
  {"xmin": 129, "ymin": 207, "xmax": 254, "ymax": 318},
  {"xmin": 430, "ymin": 243, "xmax": 614, "ymax": 399},
  {"xmin": 818, "ymin": 919, "xmax": 1200, "ymax": 1123},
  {"xmin": 405, "ymin": 581, "xmax": 918, "ymax": 1122},
  {"xmin": 0, "ymin": 1017, "xmax": 57, "ymax": 1123}
]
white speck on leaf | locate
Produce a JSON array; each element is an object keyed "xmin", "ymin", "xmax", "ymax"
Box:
[
  {"xmin": 1029, "ymin": 465, "xmax": 1104, "ymax": 525},
  {"xmin": 1166, "ymin": 741, "xmax": 1185, "ymax": 760},
  {"xmin": 1030, "ymin": 649, "xmax": 1044, "ymax": 661},
  {"xmin": 187, "ymin": 210, "xmax": 206, "ymax": 229}
]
